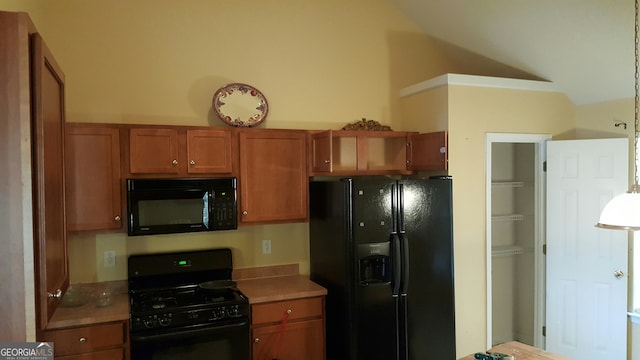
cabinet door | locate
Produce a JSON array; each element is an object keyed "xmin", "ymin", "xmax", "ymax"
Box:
[
  {"xmin": 310, "ymin": 131, "xmax": 333, "ymax": 173},
  {"xmin": 65, "ymin": 125, "xmax": 122, "ymax": 231},
  {"xmin": 186, "ymin": 129, "xmax": 233, "ymax": 174},
  {"xmin": 129, "ymin": 128, "xmax": 179, "ymax": 174},
  {"xmin": 407, "ymin": 131, "xmax": 448, "ymax": 171},
  {"xmin": 239, "ymin": 130, "xmax": 307, "ymax": 223},
  {"xmin": 31, "ymin": 33, "xmax": 69, "ymax": 331},
  {"xmin": 253, "ymin": 319, "xmax": 324, "ymax": 360}
]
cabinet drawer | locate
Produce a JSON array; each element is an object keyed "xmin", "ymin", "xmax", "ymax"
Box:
[
  {"xmin": 56, "ymin": 348, "xmax": 124, "ymax": 360},
  {"xmin": 45, "ymin": 322, "xmax": 125, "ymax": 356},
  {"xmin": 252, "ymin": 297, "xmax": 323, "ymax": 325}
]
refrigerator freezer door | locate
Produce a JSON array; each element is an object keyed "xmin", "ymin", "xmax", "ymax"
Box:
[{"xmin": 351, "ymin": 178, "xmax": 399, "ymax": 360}]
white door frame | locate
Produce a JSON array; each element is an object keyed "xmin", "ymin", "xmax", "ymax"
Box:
[{"xmin": 485, "ymin": 133, "xmax": 551, "ymax": 349}]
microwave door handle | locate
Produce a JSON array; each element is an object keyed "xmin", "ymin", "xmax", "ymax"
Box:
[{"xmin": 204, "ymin": 191, "xmax": 213, "ymax": 229}]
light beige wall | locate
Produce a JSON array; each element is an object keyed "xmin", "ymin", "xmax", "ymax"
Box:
[
  {"xmin": 1, "ymin": 0, "xmax": 457, "ymax": 129},
  {"xmin": 401, "ymin": 83, "xmax": 576, "ymax": 356}
]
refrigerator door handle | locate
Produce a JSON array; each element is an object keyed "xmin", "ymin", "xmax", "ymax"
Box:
[
  {"xmin": 399, "ymin": 233, "xmax": 410, "ymax": 295},
  {"xmin": 397, "ymin": 183, "xmax": 405, "ymax": 232},
  {"xmin": 391, "ymin": 233, "xmax": 401, "ymax": 297}
]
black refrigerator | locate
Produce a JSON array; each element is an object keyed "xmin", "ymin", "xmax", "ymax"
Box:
[{"xmin": 309, "ymin": 176, "xmax": 455, "ymax": 360}]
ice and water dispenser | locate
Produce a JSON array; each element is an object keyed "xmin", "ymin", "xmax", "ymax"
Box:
[{"xmin": 357, "ymin": 242, "xmax": 391, "ymax": 285}]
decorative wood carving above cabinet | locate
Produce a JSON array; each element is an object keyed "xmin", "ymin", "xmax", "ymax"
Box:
[
  {"xmin": 127, "ymin": 126, "xmax": 233, "ymax": 177},
  {"xmin": 309, "ymin": 130, "xmax": 447, "ymax": 176}
]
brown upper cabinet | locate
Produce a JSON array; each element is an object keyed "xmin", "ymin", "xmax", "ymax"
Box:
[
  {"xmin": 309, "ymin": 130, "xmax": 447, "ymax": 175},
  {"xmin": 128, "ymin": 127, "xmax": 233, "ymax": 177},
  {"xmin": 238, "ymin": 129, "xmax": 308, "ymax": 224},
  {"xmin": 65, "ymin": 123, "xmax": 122, "ymax": 231}
]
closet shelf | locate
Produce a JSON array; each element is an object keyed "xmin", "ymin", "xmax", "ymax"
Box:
[
  {"xmin": 492, "ymin": 214, "xmax": 525, "ymax": 222},
  {"xmin": 491, "ymin": 181, "xmax": 525, "ymax": 188},
  {"xmin": 492, "ymin": 245, "xmax": 532, "ymax": 257}
]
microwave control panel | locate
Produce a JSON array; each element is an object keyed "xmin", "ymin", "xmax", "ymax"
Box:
[{"xmin": 211, "ymin": 189, "xmax": 237, "ymax": 230}]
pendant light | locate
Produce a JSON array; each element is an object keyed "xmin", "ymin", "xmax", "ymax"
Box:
[{"xmin": 596, "ymin": 0, "xmax": 640, "ymax": 230}]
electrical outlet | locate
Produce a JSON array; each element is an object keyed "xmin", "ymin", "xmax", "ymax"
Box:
[
  {"xmin": 262, "ymin": 240, "xmax": 272, "ymax": 254},
  {"xmin": 104, "ymin": 250, "xmax": 116, "ymax": 268}
]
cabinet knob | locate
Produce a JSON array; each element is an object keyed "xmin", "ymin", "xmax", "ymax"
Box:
[
  {"xmin": 172, "ymin": 159, "xmax": 178, "ymax": 166},
  {"xmin": 439, "ymin": 146, "xmax": 446, "ymax": 154},
  {"xmin": 286, "ymin": 309, "xmax": 292, "ymax": 315},
  {"xmin": 242, "ymin": 211, "xmax": 248, "ymax": 216},
  {"xmin": 324, "ymin": 160, "xmax": 330, "ymax": 164},
  {"xmin": 47, "ymin": 289, "xmax": 62, "ymax": 299},
  {"xmin": 190, "ymin": 160, "xmax": 196, "ymax": 165},
  {"xmin": 254, "ymin": 338, "xmax": 260, "ymax": 343},
  {"xmin": 79, "ymin": 337, "xmax": 87, "ymax": 343},
  {"xmin": 114, "ymin": 215, "xmax": 121, "ymax": 222}
]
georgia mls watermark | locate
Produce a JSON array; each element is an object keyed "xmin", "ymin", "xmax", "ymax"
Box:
[{"xmin": 0, "ymin": 343, "xmax": 53, "ymax": 360}]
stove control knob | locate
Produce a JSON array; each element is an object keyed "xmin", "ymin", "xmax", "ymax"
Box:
[
  {"xmin": 227, "ymin": 305, "xmax": 239, "ymax": 317},
  {"xmin": 158, "ymin": 314, "xmax": 172, "ymax": 327},
  {"xmin": 143, "ymin": 316, "xmax": 158, "ymax": 329},
  {"xmin": 213, "ymin": 308, "xmax": 225, "ymax": 319}
]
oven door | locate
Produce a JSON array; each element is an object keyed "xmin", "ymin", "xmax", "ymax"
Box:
[{"xmin": 130, "ymin": 321, "xmax": 250, "ymax": 360}]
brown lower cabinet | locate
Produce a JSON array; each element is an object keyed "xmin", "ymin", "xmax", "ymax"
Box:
[
  {"xmin": 44, "ymin": 321, "xmax": 129, "ymax": 360},
  {"xmin": 251, "ymin": 297, "xmax": 325, "ymax": 360}
]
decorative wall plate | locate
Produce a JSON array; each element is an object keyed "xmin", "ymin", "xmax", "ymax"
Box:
[{"xmin": 212, "ymin": 83, "xmax": 269, "ymax": 127}]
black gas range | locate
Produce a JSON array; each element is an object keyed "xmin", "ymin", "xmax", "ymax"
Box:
[{"xmin": 128, "ymin": 248, "xmax": 250, "ymax": 360}]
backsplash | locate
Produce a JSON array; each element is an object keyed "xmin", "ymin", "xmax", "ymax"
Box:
[{"xmin": 67, "ymin": 222, "xmax": 310, "ymax": 284}]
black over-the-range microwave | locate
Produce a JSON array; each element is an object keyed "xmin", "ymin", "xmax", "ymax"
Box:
[{"xmin": 126, "ymin": 177, "xmax": 237, "ymax": 236}]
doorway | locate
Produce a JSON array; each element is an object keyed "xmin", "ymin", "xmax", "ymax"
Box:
[{"xmin": 485, "ymin": 133, "xmax": 549, "ymax": 349}]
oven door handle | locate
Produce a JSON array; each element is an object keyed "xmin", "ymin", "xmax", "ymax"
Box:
[{"xmin": 132, "ymin": 321, "xmax": 249, "ymax": 343}]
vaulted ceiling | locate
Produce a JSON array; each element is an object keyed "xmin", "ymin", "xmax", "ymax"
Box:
[{"xmin": 391, "ymin": 0, "xmax": 634, "ymax": 105}]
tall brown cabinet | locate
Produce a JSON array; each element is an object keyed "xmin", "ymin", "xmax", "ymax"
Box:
[{"xmin": 0, "ymin": 11, "xmax": 68, "ymax": 340}]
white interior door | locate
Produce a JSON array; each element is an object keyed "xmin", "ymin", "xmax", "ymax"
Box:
[{"xmin": 546, "ymin": 138, "xmax": 628, "ymax": 360}]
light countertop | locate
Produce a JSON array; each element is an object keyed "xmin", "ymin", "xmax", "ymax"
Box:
[
  {"xmin": 46, "ymin": 265, "xmax": 326, "ymax": 329},
  {"xmin": 237, "ymin": 275, "xmax": 327, "ymax": 304},
  {"xmin": 46, "ymin": 281, "xmax": 129, "ymax": 330}
]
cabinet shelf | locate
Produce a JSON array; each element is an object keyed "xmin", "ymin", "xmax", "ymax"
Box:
[
  {"xmin": 491, "ymin": 181, "xmax": 525, "ymax": 188},
  {"xmin": 492, "ymin": 214, "xmax": 525, "ymax": 222},
  {"xmin": 492, "ymin": 245, "xmax": 532, "ymax": 257}
]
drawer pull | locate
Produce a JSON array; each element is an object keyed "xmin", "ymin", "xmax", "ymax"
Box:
[
  {"xmin": 286, "ymin": 309, "xmax": 292, "ymax": 315},
  {"xmin": 254, "ymin": 338, "xmax": 260, "ymax": 343},
  {"xmin": 79, "ymin": 337, "xmax": 87, "ymax": 343}
]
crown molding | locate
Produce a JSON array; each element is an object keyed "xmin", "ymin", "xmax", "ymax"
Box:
[{"xmin": 399, "ymin": 73, "xmax": 559, "ymax": 98}]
